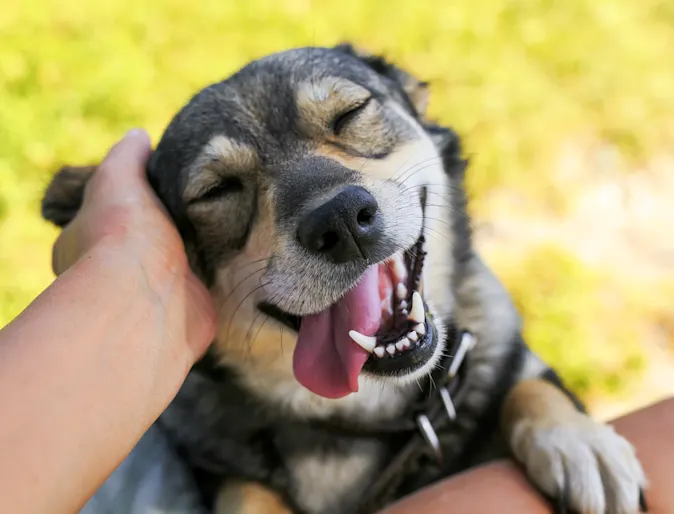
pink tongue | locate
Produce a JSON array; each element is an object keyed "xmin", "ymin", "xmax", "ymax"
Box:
[{"xmin": 293, "ymin": 266, "xmax": 382, "ymax": 399}]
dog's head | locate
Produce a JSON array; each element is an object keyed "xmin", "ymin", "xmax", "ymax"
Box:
[{"xmin": 43, "ymin": 45, "xmax": 469, "ymax": 400}]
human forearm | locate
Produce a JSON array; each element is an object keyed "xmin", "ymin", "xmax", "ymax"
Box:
[
  {"xmin": 0, "ymin": 240, "xmax": 212, "ymax": 513},
  {"xmin": 381, "ymin": 398, "xmax": 673, "ymax": 513}
]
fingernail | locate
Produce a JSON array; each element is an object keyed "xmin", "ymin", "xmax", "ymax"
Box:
[{"xmin": 125, "ymin": 128, "xmax": 145, "ymax": 138}]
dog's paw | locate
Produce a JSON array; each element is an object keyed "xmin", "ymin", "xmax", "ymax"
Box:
[{"xmin": 510, "ymin": 415, "xmax": 647, "ymax": 514}]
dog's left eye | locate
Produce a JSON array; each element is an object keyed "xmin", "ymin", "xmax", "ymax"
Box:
[{"xmin": 332, "ymin": 98, "xmax": 371, "ymax": 135}]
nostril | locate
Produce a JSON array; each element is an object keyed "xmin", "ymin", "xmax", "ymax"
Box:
[
  {"xmin": 316, "ymin": 231, "xmax": 339, "ymax": 253},
  {"xmin": 357, "ymin": 205, "xmax": 377, "ymax": 227}
]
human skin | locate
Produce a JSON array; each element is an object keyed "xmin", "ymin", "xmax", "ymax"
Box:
[
  {"xmin": 0, "ymin": 130, "xmax": 217, "ymax": 514},
  {"xmin": 381, "ymin": 398, "xmax": 673, "ymax": 514}
]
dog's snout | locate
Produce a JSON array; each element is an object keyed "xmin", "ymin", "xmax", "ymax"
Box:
[{"xmin": 297, "ymin": 186, "xmax": 382, "ymax": 263}]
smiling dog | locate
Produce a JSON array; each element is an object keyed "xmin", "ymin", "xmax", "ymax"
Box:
[{"xmin": 42, "ymin": 44, "xmax": 647, "ymax": 514}]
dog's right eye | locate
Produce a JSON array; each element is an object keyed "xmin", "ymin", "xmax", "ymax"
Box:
[
  {"xmin": 193, "ymin": 177, "xmax": 244, "ymax": 202},
  {"xmin": 332, "ymin": 98, "xmax": 371, "ymax": 135}
]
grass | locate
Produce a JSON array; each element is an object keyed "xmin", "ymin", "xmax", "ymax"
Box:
[{"xmin": 2, "ymin": 0, "xmax": 673, "ymax": 401}]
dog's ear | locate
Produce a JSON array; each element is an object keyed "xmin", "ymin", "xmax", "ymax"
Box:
[
  {"xmin": 334, "ymin": 43, "xmax": 430, "ymax": 117},
  {"xmin": 41, "ymin": 165, "xmax": 96, "ymax": 227}
]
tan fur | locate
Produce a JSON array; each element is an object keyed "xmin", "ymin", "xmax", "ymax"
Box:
[
  {"xmin": 183, "ymin": 136, "xmax": 259, "ymax": 202},
  {"xmin": 295, "ymin": 77, "xmax": 371, "ymax": 135},
  {"xmin": 501, "ymin": 379, "xmax": 579, "ymax": 436},
  {"xmin": 210, "ymin": 192, "xmax": 282, "ymax": 366},
  {"xmin": 215, "ymin": 481, "xmax": 292, "ymax": 514}
]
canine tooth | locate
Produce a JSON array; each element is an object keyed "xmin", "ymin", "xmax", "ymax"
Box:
[
  {"xmin": 407, "ymin": 331, "xmax": 418, "ymax": 342},
  {"xmin": 410, "ymin": 292, "xmax": 424, "ymax": 323},
  {"xmin": 415, "ymin": 323, "xmax": 426, "ymax": 336},
  {"xmin": 392, "ymin": 255, "xmax": 407, "ymax": 281},
  {"xmin": 396, "ymin": 283, "xmax": 407, "ymax": 300},
  {"xmin": 348, "ymin": 330, "xmax": 376, "ymax": 353},
  {"xmin": 381, "ymin": 298, "xmax": 391, "ymax": 310},
  {"xmin": 374, "ymin": 346, "xmax": 386, "ymax": 358},
  {"xmin": 395, "ymin": 340, "xmax": 405, "ymax": 351},
  {"xmin": 386, "ymin": 344, "xmax": 396, "ymax": 355}
]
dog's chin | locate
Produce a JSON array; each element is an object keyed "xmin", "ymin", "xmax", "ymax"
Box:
[{"xmin": 258, "ymin": 232, "xmax": 444, "ymax": 385}]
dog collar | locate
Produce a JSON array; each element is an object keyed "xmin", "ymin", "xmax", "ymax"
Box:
[{"xmin": 354, "ymin": 325, "xmax": 476, "ymax": 514}]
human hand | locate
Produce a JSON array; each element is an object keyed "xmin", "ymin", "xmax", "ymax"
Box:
[{"xmin": 51, "ymin": 129, "xmax": 216, "ymax": 363}]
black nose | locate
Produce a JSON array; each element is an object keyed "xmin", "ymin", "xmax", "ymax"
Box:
[{"xmin": 297, "ymin": 186, "xmax": 382, "ymax": 263}]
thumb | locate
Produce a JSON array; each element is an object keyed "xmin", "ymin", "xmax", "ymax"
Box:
[
  {"xmin": 95, "ymin": 129, "xmax": 153, "ymax": 195},
  {"xmin": 183, "ymin": 271, "xmax": 218, "ymax": 363}
]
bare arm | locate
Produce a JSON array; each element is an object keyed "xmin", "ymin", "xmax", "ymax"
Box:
[
  {"xmin": 0, "ymin": 130, "xmax": 216, "ymax": 514},
  {"xmin": 382, "ymin": 397, "xmax": 673, "ymax": 513}
]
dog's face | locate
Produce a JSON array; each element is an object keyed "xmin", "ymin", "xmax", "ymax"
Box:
[{"xmin": 45, "ymin": 45, "xmax": 467, "ymax": 401}]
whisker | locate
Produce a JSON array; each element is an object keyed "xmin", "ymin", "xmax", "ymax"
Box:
[
  {"xmin": 234, "ymin": 255, "xmax": 272, "ymax": 273},
  {"xmin": 392, "ymin": 156, "xmax": 444, "ymax": 184},
  {"xmin": 225, "ymin": 281, "xmax": 270, "ymax": 342},
  {"xmin": 250, "ymin": 314, "xmax": 271, "ymax": 355},
  {"xmin": 219, "ymin": 264, "xmax": 268, "ymax": 306}
]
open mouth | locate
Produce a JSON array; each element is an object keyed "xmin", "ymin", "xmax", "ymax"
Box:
[
  {"xmin": 259, "ymin": 230, "xmax": 437, "ymax": 399},
  {"xmin": 358, "ymin": 235, "xmax": 437, "ymax": 373}
]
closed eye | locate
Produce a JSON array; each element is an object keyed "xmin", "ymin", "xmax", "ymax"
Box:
[
  {"xmin": 332, "ymin": 97, "xmax": 372, "ymax": 135},
  {"xmin": 192, "ymin": 177, "xmax": 244, "ymax": 203}
]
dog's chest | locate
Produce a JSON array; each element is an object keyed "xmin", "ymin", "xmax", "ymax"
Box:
[{"xmin": 275, "ymin": 427, "xmax": 388, "ymax": 514}]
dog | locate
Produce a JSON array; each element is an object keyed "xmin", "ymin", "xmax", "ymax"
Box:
[{"xmin": 42, "ymin": 44, "xmax": 647, "ymax": 514}]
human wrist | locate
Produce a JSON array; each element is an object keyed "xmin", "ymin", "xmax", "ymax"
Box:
[
  {"xmin": 90, "ymin": 233, "xmax": 214, "ymax": 364},
  {"xmin": 69, "ymin": 238, "xmax": 198, "ymax": 373}
]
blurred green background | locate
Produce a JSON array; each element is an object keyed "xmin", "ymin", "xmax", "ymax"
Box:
[{"xmin": 2, "ymin": 0, "xmax": 673, "ymax": 414}]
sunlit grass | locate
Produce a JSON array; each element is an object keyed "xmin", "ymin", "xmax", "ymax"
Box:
[{"xmin": 2, "ymin": 0, "xmax": 673, "ymax": 399}]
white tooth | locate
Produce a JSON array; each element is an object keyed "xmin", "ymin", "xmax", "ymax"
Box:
[
  {"xmin": 410, "ymin": 291, "xmax": 425, "ymax": 323},
  {"xmin": 396, "ymin": 283, "xmax": 407, "ymax": 300},
  {"xmin": 407, "ymin": 331, "xmax": 418, "ymax": 342},
  {"xmin": 399, "ymin": 300, "xmax": 408, "ymax": 310},
  {"xmin": 374, "ymin": 346, "xmax": 386, "ymax": 358},
  {"xmin": 348, "ymin": 330, "xmax": 376, "ymax": 353},
  {"xmin": 395, "ymin": 340, "xmax": 405, "ymax": 351},
  {"xmin": 415, "ymin": 323, "xmax": 426, "ymax": 336},
  {"xmin": 381, "ymin": 299, "xmax": 393, "ymax": 317},
  {"xmin": 386, "ymin": 344, "xmax": 396, "ymax": 355},
  {"xmin": 402, "ymin": 339, "xmax": 411, "ymax": 349},
  {"xmin": 401, "ymin": 309, "xmax": 408, "ymax": 316},
  {"xmin": 392, "ymin": 255, "xmax": 407, "ymax": 281}
]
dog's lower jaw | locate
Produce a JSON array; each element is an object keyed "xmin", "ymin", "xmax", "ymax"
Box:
[
  {"xmin": 504, "ymin": 379, "xmax": 646, "ymax": 514},
  {"xmin": 364, "ymin": 301, "xmax": 448, "ymax": 388}
]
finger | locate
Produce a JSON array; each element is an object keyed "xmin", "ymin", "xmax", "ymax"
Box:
[
  {"xmin": 92, "ymin": 129, "xmax": 152, "ymax": 201},
  {"xmin": 100, "ymin": 128, "xmax": 152, "ymax": 178}
]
